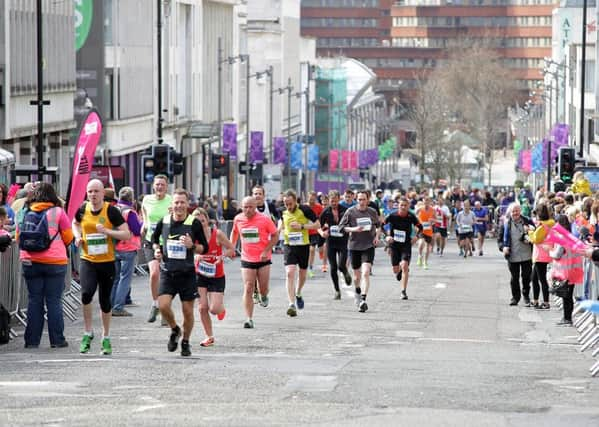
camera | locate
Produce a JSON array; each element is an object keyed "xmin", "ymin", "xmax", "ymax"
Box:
[{"xmin": 519, "ymin": 233, "xmax": 531, "ymax": 244}]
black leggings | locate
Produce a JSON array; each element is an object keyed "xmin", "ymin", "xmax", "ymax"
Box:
[
  {"xmin": 531, "ymin": 262, "xmax": 549, "ymax": 302},
  {"xmin": 327, "ymin": 245, "xmax": 349, "ymax": 292},
  {"xmin": 563, "ymin": 283, "xmax": 575, "ymax": 321},
  {"xmin": 80, "ymin": 259, "xmax": 115, "ymax": 313}
]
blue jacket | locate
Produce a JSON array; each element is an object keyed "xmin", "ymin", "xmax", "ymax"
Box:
[{"xmin": 500, "ymin": 215, "xmax": 535, "ymax": 251}]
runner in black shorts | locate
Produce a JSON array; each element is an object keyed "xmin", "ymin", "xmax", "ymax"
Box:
[{"xmin": 384, "ymin": 198, "xmax": 422, "ymax": 300}]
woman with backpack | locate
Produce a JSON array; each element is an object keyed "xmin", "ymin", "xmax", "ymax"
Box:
[{"xmin": 18, "ymin": 183, "xmax": 73, "ymax": 348}]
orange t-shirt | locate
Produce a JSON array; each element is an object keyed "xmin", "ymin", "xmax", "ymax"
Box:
[{"xmin": 417, "ymin": 206, "xmax": 435, "ymax": 237}]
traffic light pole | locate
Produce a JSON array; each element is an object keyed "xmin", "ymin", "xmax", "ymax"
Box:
[
  {"xmin": 157, "ymin": 0, "xmax": 163, "ymax": 144},
  {"xmin": 579, "ymin": 0, "xmax": 588, "ymax": 158},
  {"xmin": 546, "ymin": 139, "xmax": 552, "ymax": 191}
]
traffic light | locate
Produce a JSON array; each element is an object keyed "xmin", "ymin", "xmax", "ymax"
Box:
[
  {"xmin": 558, "ymin": 147, "xmax": 575, "ymax": 184},
  {"xmin": 168, "ymin": 148, "xmax": 184, "ymax": 178},
  {"xmin": 211, "ymin": 153, "xmax": 229, "ymax": 178}
]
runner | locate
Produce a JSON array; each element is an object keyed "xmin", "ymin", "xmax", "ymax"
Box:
[
  {"xmin": 72, "ymin": 179, "xmax": 131, "ymax": 355},
  {"xmin": 416, "ymin": 197, "xmax": 435, "ymax": 269},
  {"xmin": 455, "ymin": 200, "xmax": 476, "ymax": 258},
  {"xmin": 251, "ymin": 185, "xmax": 280, "ymax": 303},
  {"xmin": 384, "ymin": 197, "xmax": 423, "ymax": 300},
  {"xmin": 230, "ymin": 196, "xmax": 279, "ymax": 328},
  {"xmin": 193, "ymin": 208, "xmax": 235, "ymax": 346},
  {"xmin": 340, "ymin": 189, "xmax": 356, "ymax": 208},
  {"xmin": 307, "ymin": 191, "xmax": 325, "ymax": 277},
  {"xmin": 338, "ymin": 190, "xmax": 381, "ymax": 312},
  {"xmin": 318, "ymin": 190, "xmax": 351, "ymax": 299},
  {"xmin": 141, "ymin": 174, "xmax": 172, "ymax": 323},
  {"xmin": 433, "ymin": 197, "xmax": 451, "ymax": 257},
  {"xmin": 472, "ymin": 200, "xmax": 489, "ymax": 256},
  {"xmin": 151, "ymin": 189, "xmax": 208, "ymax": 357},
  {"xmin": 278, "ymin": 190, "xmax": 320, "ymax": 317}
]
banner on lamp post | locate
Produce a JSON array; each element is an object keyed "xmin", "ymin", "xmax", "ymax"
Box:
[
  {"xmin": 290, "ymin": 142, "xmax": 304, "ymax": 169},
  {"xmin": 250, "ymin": 131, "xmax": 264, "ymax": 163},
  {"xmin": 329, "ymin": 150, "xmax": 339, "ymax": 171},
  {"xmin": 307, "ymin": 145, "xmax": 319, "ymax": 171},
  {"xmin": 222, "ymin": 123, "xmax": 237, "ymax": 160},
  {"xmin": 273, "ymin": 137, "xmax": 287, "ymax": 164}
]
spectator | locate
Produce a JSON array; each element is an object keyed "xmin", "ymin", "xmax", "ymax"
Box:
[{"xmin": 0, "ymin": 183, "xmax": 15, "ymax": 229}]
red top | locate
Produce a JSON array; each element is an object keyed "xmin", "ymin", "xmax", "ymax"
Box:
[
  {"xmin": 195, "ymin": 228, "xmax": 225, "ymax": 278},
  {"xmin": 308, "ymin": 203, "xmax": 323, "ymax": 235}
]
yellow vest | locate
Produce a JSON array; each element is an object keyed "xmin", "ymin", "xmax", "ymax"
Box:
[
  {"xmin": 282, "ymin": 206, "xmax": 310, "ymax": 246},
  {"xmin": 80, "ymin": 202, "xmax": 116, "ymax": 263}
]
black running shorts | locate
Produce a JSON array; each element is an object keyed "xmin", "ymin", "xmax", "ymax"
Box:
[
  {"xmin": 350, "ymin": 247, "xmax": 375, "ymax": 270},
  {"xmin": 159, "ymin": 270, "xmax": 198, "ymax": 301},
  {"xmin": 390, "ymin": 244, "xmax": 412, "ymax": 266},
  {"xmin": 196, "ymin": 275, "xmax": 226, "ymax": 293},
  {"xmin": 284, "ymin": 245, "xmax": 310, "ymax": 269}
]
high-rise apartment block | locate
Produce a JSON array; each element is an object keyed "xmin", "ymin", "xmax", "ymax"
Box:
[{"xmin": 301, "ymin": 0, "xmax": 555, "ymax": 104}]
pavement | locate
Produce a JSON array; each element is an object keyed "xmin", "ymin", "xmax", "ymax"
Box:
[{"xmin": 1, "ymin": 241, "xmax": 599, "ymax": 427}]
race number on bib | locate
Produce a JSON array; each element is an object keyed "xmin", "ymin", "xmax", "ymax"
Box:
[
  {"xmin": 288, "ymin": 232, "xmax": 304, "ymax": 246},
  {"xmin": 460, "ymin": 224, "xmax": 472, "ymax": 233},
  {"xmin": 422, "ymin": 221, "xmax": 432, "ymax": 231},
  {"xmin": 241, "ymin": 227, "xmax": 260, "ymax": 244},
  {"xmin": 357, "ymin": 217, "xmax": 372, "ymax": 231},
  {"xmin": 166, "ymin": 239, "xmax": 187, "ymax": 259},
  {"xmin": 198, "ymin": 261, "xmax": 217, "ymax": 277},
  {"xmin": 393, "ymin": 230, "xmax": 406, "ymax": 243},
  {"xmin": 86, "ymin": 233, "xmax": 108, "ymax": 255},
  {"xmin": 329, "ymin": 225, "xmax": 343, "ymax": 238}
]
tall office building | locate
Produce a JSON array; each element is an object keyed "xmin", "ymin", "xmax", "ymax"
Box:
[{"xmin": 301, "ymin": 0, "xmax": 556, "ymax": 106}]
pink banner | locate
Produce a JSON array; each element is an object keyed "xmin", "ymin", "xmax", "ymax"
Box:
[
  {"xmin": 349, "ymin": 151, "xmax": 358, "ymax": 170},
  {"xmin": 66, "ymin": 109, "xmax": 103, "ymax": 220},
  {"xmin": 341, "ymin": 150, "xmax": 350, "ymax": 171},
  {"xmin": 545, "ymin": 223, "xmax": 588, "ymax": 254},
  {"xmin": 521, "ymin": 149, "xmax": 532, "ymax": 174},
  {"xmin": 329, "ymin": 150, "xmax": 339, "ymax": 171}
]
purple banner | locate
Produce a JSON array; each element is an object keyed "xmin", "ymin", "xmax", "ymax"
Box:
[
  {"xmin": 551, "ymin": 123, "xmax": 569, "ymax": 147},
  {"xmin": 273, "ymin": 137, "xmax": 287, "ymax": 164},
  {"xmin": 358, "ymin": 150, "xmax": 368, "ymax": 168},
  {"xmin": 368, "ymin": 148, "xmax": 379, "ymax": 166},
  {"xmin": 250, "ymin": 131, "xmax": 264, "ymax": 163},
  {"xmin": 222, "ymin": 123, "xmax": 237, "ymax": 160}
]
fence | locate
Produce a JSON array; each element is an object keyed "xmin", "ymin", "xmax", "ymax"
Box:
[
  {"xmin": 0, "ymin": 242, "xmax": 82, "ymax": 339},
  {"xmin": 572, "ymin": 257, "xmax": 599, "ymax": 377}
]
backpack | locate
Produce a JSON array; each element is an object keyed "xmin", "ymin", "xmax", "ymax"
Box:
[
  {"xmin": 0, "ymin": 304, "xmax": 10, "ymax": 344},
  {"xmin": 18, "ymin": 207, "xmax": 59, "ymax": 252}
]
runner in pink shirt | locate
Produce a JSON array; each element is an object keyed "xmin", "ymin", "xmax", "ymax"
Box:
[{"xmin": 230, "ymin": 196, "xmax": 278, "ymax": 328}]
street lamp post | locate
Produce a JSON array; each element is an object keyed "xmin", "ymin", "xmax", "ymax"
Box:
[{"xmin": 580, "ymin": 0, "xmax": 588, "ymax": 158}]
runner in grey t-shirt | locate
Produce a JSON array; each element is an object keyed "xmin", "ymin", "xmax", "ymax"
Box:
[{"xmin": 338, "ymin": 191, "xmax": 381, "ymax": 313}]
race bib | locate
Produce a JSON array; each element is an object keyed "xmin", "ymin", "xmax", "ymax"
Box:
[
  {"xmin": 460, "ymin": 224, "xmax": 472, "ymax": 233},
  {"xmin": 422, "ymin": 221, "xmax": 432, "ymax": 231},
  {"xmin": 197, "ymin": 260, "xmax": 217, "ymax": 277},
  {"xmin": 241, "ymin": 227, "xmax": 260, "ymax": 244},
  {"xmin": 166, "ymin": 239, "xmax": 187, "ymax": 259},
  {"xmin": 393, "ymin": 230, "xmax": 406, "ymax": 243},
  {"xmin": 288, "ymin": 232, "xmax": 304, "ymax": 246},
  {"xmin": 86, "ymin": 233, "xmax": 108, "ymax": 255},
  {"xmin": 436, "ymin": 215, "xmax": 443, "ymax": 223},
  {"xmin": 330, "ymin": 225, "xmax": 343, "ymax": 238},
  {"xmin": 357, "ymin": 217, "xmax": 372, "ymax": 231}
]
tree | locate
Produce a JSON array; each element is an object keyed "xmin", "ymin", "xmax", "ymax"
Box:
[
  {"xmin": 436, "ymin": 43, "xmax": 519, "ymax": 186},
  {"xmin": 406, "ymin": 73, "xmax": 449, "ymax": 185}
]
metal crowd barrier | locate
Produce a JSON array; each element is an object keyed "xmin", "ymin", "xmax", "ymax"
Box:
[
  {"xmin": 571, "ymin": 258, "xmax": 599, "ymax": 377},
  {"xmin": 0, "ymin": 242, "xmax": 22, "ymax": 338}
]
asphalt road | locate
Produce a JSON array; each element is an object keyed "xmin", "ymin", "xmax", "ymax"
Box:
[{"xmin": 1, "ymin": 241, "xmax": 599, "ymax": 427}]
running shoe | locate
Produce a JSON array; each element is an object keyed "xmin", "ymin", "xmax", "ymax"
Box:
[
  {"xmin": 358, "ymin": 300, "xmax": 368, "ymax": 313},
  {"xmin": 307, "ymin": 269, "xmax": 315, "ymax": 279},
  {"xmin": 79, "ymin": 333, "xmax": 93, "ymax": 354},
  {"xmin": 537, "ymin": 302, "xmax": 550, "ymax": 310},
  {"xmin": 200, "ymin": 337, "xmax": 215, "ymax": 347},
  {"xmin": 147, "ymin": 305, "xmax": 159, "ymax": 323},
  {"xmin": 112, "ymin": 309, "xmax": 133, "ymax": 317},
  {"xmin": 253, "ymin": 289, "xmax": 260, "ymax": 304},
  {"xmin": 423, "ymin": 262, "xmax": 429, "ymax": 270},
  {"xmin": 161, "ymin": 317, "xmax": 169, "ymax": 327},
  {"xmin": 556, "ymin": 318, "xmax": 573, "ymax": 326},
  {"xmin": 217, "ymin": 308, "xmax": 226, "ymax": 321},
  {"xmin": 295, "ymin": 295, "xmax": 305, "ymax": 310},
  {"xmin": 416, "ymin": 256, "xmax": 422, "ymax": 267},
  {"xmin": 287, "ymin": 304, "xmax": 298, "ymax": 317},
  {"xmin": 479, "ymin": 251, "xmax": 483, "ymax": 256},
  {"xmin": 396, "ymin": 270, "xmax": 402, "ymax": 282},
  {"xmin": 334, "ymin": 291, "xmax": 341, "ymax": 300},
  {"xmin": 401, "ymin": 290, "xmax": 408, "ymax": 300},
  {"xmin": 180, "ymin": 340, "xmax": 191, "ymax": 357},
  {"xmin": 260, "ymin": 295, "xmax": 269, "ymax": 307},
  {"xmin": 168, "ymin": 326, "xmax": 181, "ymax": 352},
  {"xmin": 343, "ymin": 271, "xmax": 352, "ymax": 286},
  {"xmin": 50, "ymin": 341, "xmax": 69, "ymax": 349},
  {"xmin": 243, "ymin": 319, "xmax": 255, "ymax": 328},
  {"xmin": 101, "ymin": 338, "xmax": 112, "ymax": 355}
]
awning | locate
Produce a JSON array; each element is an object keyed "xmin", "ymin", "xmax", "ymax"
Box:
[{"xmin": 0, "ymin": 147, "xmax": 15, "ymax": 166}]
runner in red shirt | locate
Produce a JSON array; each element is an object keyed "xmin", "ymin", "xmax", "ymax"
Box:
[{"xmin": 307, "ymin": 191, "xmax": 325, "ymax": 277}]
